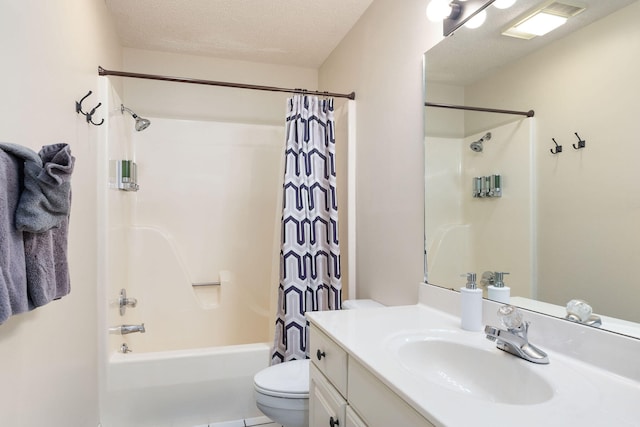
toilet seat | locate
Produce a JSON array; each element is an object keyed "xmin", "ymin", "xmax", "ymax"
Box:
[{"xmin": 254, "ymin": 359, "xmax": 310, "ymax": 399}]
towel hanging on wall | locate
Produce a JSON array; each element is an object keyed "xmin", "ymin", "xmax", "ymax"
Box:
[{"xmin": 0, "ymin": 143, "xmax": 75, "ymax": 323}]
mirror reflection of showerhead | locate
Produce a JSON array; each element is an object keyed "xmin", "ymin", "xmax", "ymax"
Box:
[
  {"xmin": 470, "ymin": 132, "xmax": 491, "ymax": 152},
  {"xmin": 121, "ymin": 104, "xmax": 151, "ymax": 131}
]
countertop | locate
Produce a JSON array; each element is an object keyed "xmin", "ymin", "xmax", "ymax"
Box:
[{"xmin": 307, "ymin": 303, "xmax": 640, "ymax": 427}]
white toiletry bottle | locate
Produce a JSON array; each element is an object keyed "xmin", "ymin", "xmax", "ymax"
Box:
[
  {"xmin": 487, "ymin": 272, "xmax": 510, "ymax": 304},
  {"xmin": 460, "ymin": 272, "xmax": 483, "ymax": 331}
]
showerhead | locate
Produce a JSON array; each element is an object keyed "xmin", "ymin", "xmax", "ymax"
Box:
[
  {"xmin": 121, "ymin": 104, "xmax": 151, "ymax": 131},
  {"xmin": 470, "ymin": 141, "xmax": 483, "ymax": 152},
  {"xmin": 470, "ymin": 132, "xmax": 491, "ymax": 152}
]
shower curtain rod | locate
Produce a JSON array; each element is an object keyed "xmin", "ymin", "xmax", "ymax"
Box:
[
  {"xmin": 98, "ymin": 66, "xmax": 356, "ymax": 100},
  {"xmin": 425, "ymin": 102, "xmax": 534, "ymax": 117}
]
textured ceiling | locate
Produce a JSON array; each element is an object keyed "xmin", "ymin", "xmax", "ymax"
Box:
[
  {"xmin": 427, "ymin": 0, "xmax": 636, "ymax": 86},
  {"xmin": 105, "ymin": 0, "xmax": 374, "ymax": 68}
]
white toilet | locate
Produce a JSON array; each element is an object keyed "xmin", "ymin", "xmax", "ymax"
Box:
[{"xmin": 254, "ymin": 299, "xmax": 383, "ymax": 427}]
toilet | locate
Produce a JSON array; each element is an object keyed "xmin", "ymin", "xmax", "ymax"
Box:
[{"xmin": 254, "ymin": 299, "xmax": 384, "ymax": 427}]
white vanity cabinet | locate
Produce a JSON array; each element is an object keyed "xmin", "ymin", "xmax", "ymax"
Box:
[
  {"xmin": 309, "ymin": 325, "xmax": 435, "ymax": 427},
  {"xmin": 345, "ymin": 407, "xmax": 367, "ymax": 427}
]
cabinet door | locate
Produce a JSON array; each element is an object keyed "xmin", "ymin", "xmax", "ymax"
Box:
[
  {"xmin": 348, "ymin": 359, "xmax": 435, "ymax": 427},
  {"xmin": 345, "ymin": 406, "xmax": 367, "ymax": 427},
  {"xmin": 310, "ymin": 326, "xmax": 348, "ymax": 396},
  {"xmin": 310, "ymin": 364, "xmax": 346, "ymax": 427}
]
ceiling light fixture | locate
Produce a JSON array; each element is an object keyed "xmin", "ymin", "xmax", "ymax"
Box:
[
  {"xmin": 464, "ymin": 9, "xmax": 487, "ymax": 29},
  {"xmin": 425, "ymin": 0, "xmax": 496, "ymax": 36},
  {"xmin": 502, "ymin": 1, "xmax": 586, "ymax": 39},
  {"xmin": 493, "ymin": 0, "xmax": 517, "ymax": 9},
  {"xmin": 426, "ymin": 0, "xmax": 461, "ymax": 22}
]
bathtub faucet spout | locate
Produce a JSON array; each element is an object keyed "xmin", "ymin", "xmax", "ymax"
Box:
[{"xmin": 109, "ymin": 323, "xmax": 146, "ymax": 335}]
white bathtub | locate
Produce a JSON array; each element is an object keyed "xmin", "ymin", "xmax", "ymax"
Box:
[{"xmin": 100, "ymin": 343, "xmax": 271, "ymax": 427}]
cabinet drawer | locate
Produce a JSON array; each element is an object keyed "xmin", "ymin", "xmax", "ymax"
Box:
[
  {"xmin": 310, "ymin": 326, "xmax": 348, "ymax": 396},
  {"xmin": 348, "ymin": 359, "xmax": 435, "ymax": 427},
  {"xmin": 310, "ymin": 363, "xmax": 347, "ymax": 427}
]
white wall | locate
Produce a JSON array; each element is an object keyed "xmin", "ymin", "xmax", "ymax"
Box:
[
  {"xmin": 0, "ymin": 1, "xmax": 121, "ymax": 426},
  {"xmin": 319, "ymin": 0, "xmax": 442, "ymax": 305}
]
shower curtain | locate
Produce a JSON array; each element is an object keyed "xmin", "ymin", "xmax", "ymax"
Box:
[{"xmin": 271, "ymin": 95, "xmax": 342, "ymax": 363}]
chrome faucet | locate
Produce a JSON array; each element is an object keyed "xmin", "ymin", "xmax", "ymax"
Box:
[
  {"xmin": 109, "ymin": 323, "xmax": 146, "ymax": 335},
  {"xmin": 484, "ymin": 305, "xmax": 549, "ymax": 364}
]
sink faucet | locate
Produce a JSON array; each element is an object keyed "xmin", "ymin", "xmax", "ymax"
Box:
[
  {"xmin": 484, "ymin": 305, "xmax": 549, "ymax": 364},
  {"xmin": 109, "ymin": 323, "xmax": 146, "ymax": 335}
]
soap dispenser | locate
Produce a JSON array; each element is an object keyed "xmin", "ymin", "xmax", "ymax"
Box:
[
  {"xmin": 460, "ymin": 272, "xmax": 483, "ymax": 331},
  {"xmin": 487, "ymin": 272, "xmax": 510, "ymax": 304}
]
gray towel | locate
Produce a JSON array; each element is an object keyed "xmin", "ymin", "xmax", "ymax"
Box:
[
  {"xmin": 0, "ymin": 143, "xmax": 74, "ymax": 316},
  {"xmin": 23, "ymin": 144, "xmax": 74, "ymax": 307},
  {"xmin": 24, "ymin": 209, "xmax": 71, "ymax": 308},
  {"xmin": 16, "ymin": 143, "xmax": 74, "ymax": 233},
  {"xmin": 0, "ymin": 149, "xmax": 29, "ymax": 323}
]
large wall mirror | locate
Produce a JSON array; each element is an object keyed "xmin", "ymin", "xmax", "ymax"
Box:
[{"xmin": 424, "ymin": 0, "xmax": 640, "ymax": 338}]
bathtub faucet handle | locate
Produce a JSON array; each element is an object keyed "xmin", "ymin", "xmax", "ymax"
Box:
[{"xmin": 119, "ymin": 288, "xmax": 138, "ymax": 315}]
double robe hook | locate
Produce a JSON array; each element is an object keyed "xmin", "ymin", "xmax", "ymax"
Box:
[
  {"xmin": 550, "ymin": 132, "xmax": 586, "ymax": 154},
  {"xmin": 75, "ymin": 91, "xmax": 104, "ymax": 126}
]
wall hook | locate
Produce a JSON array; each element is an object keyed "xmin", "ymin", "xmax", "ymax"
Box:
[
  {"xmin": 550, "ymin": 138, "xmax": 563, "ymax": 154},
  {"xmin": 573, "ymin": 132, "xmax": 586, "ymax": 149},
  {"xmin": 75, "ymin": 90, "xmax": 104, "ymax": 126}
]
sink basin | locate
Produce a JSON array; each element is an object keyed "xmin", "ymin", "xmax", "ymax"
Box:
[{"xmin": 393, "ymin": 337, "xmax": 554, "ymax": 405}]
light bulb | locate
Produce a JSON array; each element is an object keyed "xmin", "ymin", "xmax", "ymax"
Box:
[
  {"xmin": 493, "ymin": 0, "xmax": 516, "ymax": 9},
  {"xmin": 426, "ymin": 0, "xmax": 452, "ymax": 22},
  {"xmin": 464, "ymin": 9, "xmax": 487, "ymax": 29}
]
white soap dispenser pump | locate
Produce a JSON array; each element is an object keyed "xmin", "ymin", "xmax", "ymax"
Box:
[
  {"xmin": 460, "ymin": 272, "xmax": 483, "ymax": 331},
  {"xmin": 487, "ymin": 272, "xmax": 510, "ymax": 304}
]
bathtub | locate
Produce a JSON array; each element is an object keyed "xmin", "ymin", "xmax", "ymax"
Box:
[{"xmin": 100, "ymin": 343, "xmax": 271, "ymax": 427}]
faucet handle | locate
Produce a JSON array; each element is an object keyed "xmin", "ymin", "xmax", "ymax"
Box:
[
  {"xmin": 497, "ymin": 304, "xmax": 524, "ymax": 330},
  {"xmin": 565, "ymin": 299, "xmax": 592, "ymax": 322},
  {"xmin": 119, "ymin": 288, "xmax": 138, "ymax": 316},
  {"xmin": 480, "ymin": 271, "xmax": 495, "ymax": 287}
]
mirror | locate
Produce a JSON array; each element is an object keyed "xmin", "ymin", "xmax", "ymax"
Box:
[{"xmin": 424, "ymin": 0, "xmax": 640, "ymax": 338}]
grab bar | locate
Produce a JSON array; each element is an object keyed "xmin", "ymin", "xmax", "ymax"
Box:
[{"xmin": 192, "ymin": 282, "xmax": 221, "ymax": 287}]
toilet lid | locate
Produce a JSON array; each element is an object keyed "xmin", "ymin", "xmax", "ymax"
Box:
[{"xmin": 254, "ymin": 359, "xmax": 310, "ymax": 398}]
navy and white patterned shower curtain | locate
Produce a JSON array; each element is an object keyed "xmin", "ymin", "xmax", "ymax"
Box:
[{"xmin": 271, "ymin": 95, "xmax": 342, "ymax": 364}]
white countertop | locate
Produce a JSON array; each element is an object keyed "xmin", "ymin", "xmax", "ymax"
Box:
[{"xmin": 307, "ymin": 303, "xmax": 640, "ymax": 427}]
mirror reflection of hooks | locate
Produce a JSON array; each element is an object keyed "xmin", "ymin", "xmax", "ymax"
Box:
[
  {"xmin": 550, "ymin": 138, "xmax": 563, "ymax": 155},
  {"xmin": 573, "ymin": 132, "xmax": 586, "ymax": 149},
  {"xmin": 75, "ymin": 90, "xmax": 104, "ymax": 126}
]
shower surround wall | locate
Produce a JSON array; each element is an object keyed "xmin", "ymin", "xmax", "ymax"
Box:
[
  {"xmin": 114, "ymin": 117, "xmax": 284, "ymax": 353},
  {"xmin": 425, "ymin": 117, "xmax": 534, "ymax": 299},
  {"xmin": 99, "ymin": 82, "xmax": 285, "ymax": 427}
]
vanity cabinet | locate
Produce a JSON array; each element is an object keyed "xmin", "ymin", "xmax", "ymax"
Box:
[
  {"xmin": 310, "ymin": 363, "xmax": 346, "ymax": 427},
  {"xmin": 345, "ymin": 407, "xmax": 367, "ymax": 427},
  {"xmin": 309, "ymin": 326, "xmax": 435, "ymax": 427}
]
